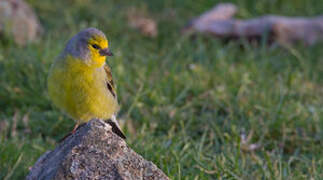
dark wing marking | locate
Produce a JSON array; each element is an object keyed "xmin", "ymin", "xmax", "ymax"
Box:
[
  {"xmin": 104, "ymin": 64, "xmax": 117, "ymax": 98},
  {"xmin": 106, "ymin": 82, "xmax": 116, "ymax": 98}
]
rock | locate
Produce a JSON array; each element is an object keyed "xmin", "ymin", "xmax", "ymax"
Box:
[
  {"xmin": 26, "ymin": 119, "xmax": 169, "ymax": 180},
  {"xmin": 127, "ymin": 8, "xmax": 158, "ymax": 38},
  {"xmin": 0, "ymin": 0, "xmax": 43, "ymax": 45}
]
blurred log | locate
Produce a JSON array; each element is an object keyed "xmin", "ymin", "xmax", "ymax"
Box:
[
  {"xmin": 26, "ymin": 119, "xmax": 169, "ymax": 180},
  {"xmin": 184, "ymin": 3, "xmax": 323, "ymax": 46},
  {"xmin": 183, "ymin": 3, "xmax": 237, "ymax": 33}
]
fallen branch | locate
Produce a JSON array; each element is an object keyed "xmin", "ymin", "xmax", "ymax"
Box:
[{"xmin": 184, "ymin": 3, "xmax": 323, "ymax": 45}]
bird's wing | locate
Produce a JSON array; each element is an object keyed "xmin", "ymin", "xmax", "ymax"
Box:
[
  {"xmin": 104, "ymin": 64, "xmax": 117, "ymax": 98},
  {"xmin": 103, "ymin": 65, "xmax": 126, "ymax": 139}
]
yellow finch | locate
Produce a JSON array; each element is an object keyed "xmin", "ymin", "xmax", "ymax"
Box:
[{"xmin": 47, "ymin": 28, "xmax": 125, "ymax": 139}]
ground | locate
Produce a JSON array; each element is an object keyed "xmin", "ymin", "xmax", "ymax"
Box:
[{"xmin": 0, "ymin": 0, "xmax": 322, "ymax": 179}]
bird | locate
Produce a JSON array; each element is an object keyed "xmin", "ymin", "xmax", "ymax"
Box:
[{"xmin": 47, "ymin": 27, "xmax": 126, "ymax": 139}]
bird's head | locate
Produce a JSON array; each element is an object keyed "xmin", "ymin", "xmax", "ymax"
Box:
[{"xmin": 64, "ymin": 27, "xmax": 113, "ymax": 67}]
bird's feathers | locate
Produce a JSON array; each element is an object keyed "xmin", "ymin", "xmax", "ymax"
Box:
[
  {"xmin": 104, "ymin": 64, "xmax": 117, "ymax": 98},
  {"xmin": 105, "ymin": 115, "xmax": 126, "ymax": 139}
]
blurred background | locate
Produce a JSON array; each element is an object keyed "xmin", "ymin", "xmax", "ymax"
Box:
[{"xmin": 0, "ymin": 0, "xmax": 322, "ymax": 179}]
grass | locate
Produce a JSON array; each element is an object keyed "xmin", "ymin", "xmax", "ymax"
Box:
[{"xmin": 0, "ymin": 0, "xmax": 322, "ymax": 179}]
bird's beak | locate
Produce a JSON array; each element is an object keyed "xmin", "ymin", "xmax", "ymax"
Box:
[{"xmin": 99, "ymin": 48, "xmax": 113, "ymax": 56}]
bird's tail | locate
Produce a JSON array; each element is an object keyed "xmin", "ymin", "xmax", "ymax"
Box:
[{"xmin": 105, "ymin": 115, "xmax": 126, "ymax": 139}]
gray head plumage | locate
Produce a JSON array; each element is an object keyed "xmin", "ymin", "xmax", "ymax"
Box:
[{"xmin": 61, "ymin": 28, "xmax": 106, "ymax": 61}]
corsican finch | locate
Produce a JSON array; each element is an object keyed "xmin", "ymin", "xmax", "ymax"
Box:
[{"xmin": 47, "ymin": 28, "xmax": 125, "ymax": 139}]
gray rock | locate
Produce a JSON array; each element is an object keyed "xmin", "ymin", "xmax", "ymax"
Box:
[
  {"xmin": 26, "ymin": 119, "xmax": 169, "ymax": 180},
  {"xmin": 0, "ymin": 0, "xmax": 42, "ymax": 45}
]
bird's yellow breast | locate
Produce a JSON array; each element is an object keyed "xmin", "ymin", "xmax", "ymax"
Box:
[{"xmin": 47, "ymin": 55, "xmax": 119, "ymax": 123}]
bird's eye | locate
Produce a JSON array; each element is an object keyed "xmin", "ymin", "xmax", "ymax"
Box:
[{"xmin": 92, "ymin": 44, "xmax": 100, "ymax": 49}]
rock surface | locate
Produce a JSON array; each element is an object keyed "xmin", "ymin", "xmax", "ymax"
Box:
[
  {"xmin": 26, "ymin": 119, "xmax": 169, "ymax": 180},
  {"xmin": 0, "ymin": 0, "xmax": 42, "ymax": 45}
]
